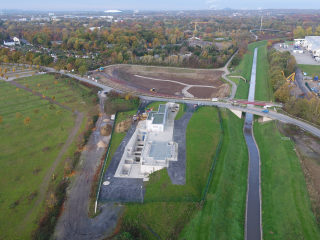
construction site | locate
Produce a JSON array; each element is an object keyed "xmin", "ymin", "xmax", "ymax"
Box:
[{"xmin": 90, "ymin": 65, "xmax": 229, "ymax": 99}]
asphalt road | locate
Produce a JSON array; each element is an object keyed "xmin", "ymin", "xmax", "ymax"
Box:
[{"xmin": 295, "ymin": 67, "xmax": 310, "ymax": 97}]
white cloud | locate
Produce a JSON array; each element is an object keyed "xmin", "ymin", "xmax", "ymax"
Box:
[
  {"xmin": 205, "ymin": 0, "xmax": 221, "ymax": 4},
  {"xmin": 209, "ymin": 5, "xmax": 219, "ymax": 9}
]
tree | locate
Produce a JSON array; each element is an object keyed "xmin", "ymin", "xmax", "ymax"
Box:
[
  {"xmin": 41, "ymin": 114, "xmax": 48, "ymax": 125},
  {"xmin": 23, "ymin": 117, "xmax": 31, "ymax": 128},
  {"xmin": 16, "ymin": 88, "xmax": 19, "ymax": 92},
  {"xmin": 45, "ymin": 86, "xmax": 48, "ymax": 90},
  {"xmin": 56, "ymin": 110, "xmax": 63, "ymax": 122},
  {"xmin": 78, "ymin": 66, "xmax": 87, "ymax": 76},
  {"xmin": 274, "ymin": 82, "xmax": 292, "ymax": 102},
  {"xmin": 49, "ymin": 104, "xmax": 56, "ymax": 111},
  {"xmin": 15, "ymin": 112, "xmax": 23, "ymax": 120},
  {"xmin": 33, "ymin": 109, "xmax": 40, "ymax": 114},
  {"xmin": 52, "ymin": 95, "xmax": 56, "ymax": 101},
  {"xmin": 117, "ymin": 53, "xmax": 123, "ymax": 62}
]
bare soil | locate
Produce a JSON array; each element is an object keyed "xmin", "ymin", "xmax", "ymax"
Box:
[
  {"xmin": 278, "ymin": 122, "xmax": 320, "ymax": 225},
  {"xmin": 115, "ymin": 119, "xmax": 132, "ymax": 133},
  {"xmin": 100, "ymin": 124, "xmax": 112, "ymax": 136},
  {"xmin": 107, "ymin": 65, "xmax": 224, "ymax": 98}
]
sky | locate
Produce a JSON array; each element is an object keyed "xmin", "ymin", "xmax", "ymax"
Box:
[{"xmin": 1, "ymin": 0, "xmax": 320, "ymax": 11}]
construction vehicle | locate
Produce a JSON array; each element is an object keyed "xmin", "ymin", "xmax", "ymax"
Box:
[
  {"xmin": 141, "ymin": 113, "xmax": 148, "ymax": 120},
  {"xmin": 150, "ymin": 88, "xmax": 156, "ymax": 92},
  {"xmin": 133, "ymin": 115, "xmax": 138, "ymax": 121},
  {"xmin": 286, "ymin": 72, "xmax": 295, "ymax": 82}
]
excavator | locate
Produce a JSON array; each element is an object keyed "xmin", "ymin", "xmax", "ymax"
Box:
[
  {"xmin": 150, "ymin": 88, "xmax": 156, "ymax": 92},
  {"xmin": 281, "ymin": 71, "xmax": 295, "ymax": 82}
]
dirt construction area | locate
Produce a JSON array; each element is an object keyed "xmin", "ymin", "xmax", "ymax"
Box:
[{"xmin": 99, "ymin": 65, "xmax": 228, "ymax": 99}]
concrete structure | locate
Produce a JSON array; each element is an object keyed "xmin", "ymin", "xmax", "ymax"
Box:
[
  {"xmin": 294, "ymin": 39, "xmax": 305, "ymax": 45},
  {"xmin": 302, "ymin": 36, "xmax": 320, "ymax": 57},
  {"xmin": 115, "ymin": 102, "xmax": 178, "ymax": 179},
  {"xmin": 3, "ymin": 37, "xmax": 20, "ymax": 46}
]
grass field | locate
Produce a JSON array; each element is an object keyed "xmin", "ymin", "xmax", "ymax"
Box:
[
  {"xmin": 255, "ymin": 45, "xmax": 274, "ymax": 101},
  {"xmin": 119, "ymin": 106, "xmax": 222, "ymax": 239},
  {"xmin": 144, "ymin": 106, "xmax": 221, "ymax": 201},
  {"xmin": 0, "ymin": 81, "xmax": 76, "ymax": 239},
  {"xmin": 180, "ymin": 109, "xmax": 249, "ymax": 239},
  {"xmin": 298, "ymin": 64, "xmax": 320, "ymax": 77},
  {"xmin": 233, "ymin": 41, "xmax": 268, "ymax": 99},
  {"xmin": 0, "ymin": 74, "xmax": 97, "ymax": 239},
  {"xmin": 15, "ymin": 74, "xmax": 97, "ymax": 113},
  {"xmin": 254, "ymin": 121, "xmax": 320, "ymax": 240}
]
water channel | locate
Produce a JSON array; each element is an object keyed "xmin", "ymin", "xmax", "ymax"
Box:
[{"xmin": 244, "ymin": 47, "xmax": 262, "ymax": 240}]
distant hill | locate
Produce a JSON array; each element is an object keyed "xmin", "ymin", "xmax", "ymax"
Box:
[{"xmin": 222, "ymin": 8, "xmax": 233, "ymax": 11}]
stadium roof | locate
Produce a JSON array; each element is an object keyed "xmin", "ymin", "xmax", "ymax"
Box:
[{"xmin": 104, "ymin": 10, "xmax": 122, "ymax": 13}]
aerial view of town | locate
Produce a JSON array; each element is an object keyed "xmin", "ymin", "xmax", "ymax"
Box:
[{"xmin": 1, "ymin": 1, "xmax": 320, "ymax": 239}]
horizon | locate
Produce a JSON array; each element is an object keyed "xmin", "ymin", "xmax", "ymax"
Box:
[{"xmin": 1, "ymin": 0, "xmax": 320, "ymax": 12}]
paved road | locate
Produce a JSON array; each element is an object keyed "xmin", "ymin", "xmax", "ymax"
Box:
[{"xmin": 295, "ymin": 67, "xmax": 310, "ymax": 97}]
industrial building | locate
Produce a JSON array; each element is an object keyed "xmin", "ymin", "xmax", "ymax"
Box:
[
  {"xmin": 295, "ymin": 36, "xmax": 320, "ymax": 57},
  {"xmin": 114, "ymin": 102, "xmax": 179, "ymax": 179}
]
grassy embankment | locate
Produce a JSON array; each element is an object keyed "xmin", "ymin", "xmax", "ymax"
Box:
[
  {"xmin": 0, "ymin": 74, "xmax": 97, "ymax": 239},
  {"xmin": 118, "ymin": 106, "xmax": 221, "ymax": 239},
  {"xmin": 255, "ymin": 45, "xmax": 275, "ymax": 102},
  {"xmin": 254, "ymin": 121, "xmax": 320, "ymax": 239},
  {"xmin": 230, "ymin": 40, "xmax": 268, "ymax": 99},
  {"xmin": 298, "ymin": 64, "xmax": 320, "ymax": 77},
  {"xmin": 180, "ymin": 109, "xmax": 249, "ymax": 239}
]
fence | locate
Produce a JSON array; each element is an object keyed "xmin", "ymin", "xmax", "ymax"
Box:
[{"xmin": 95, "ymin": 112, "xmax": 118, "ymax": 213}]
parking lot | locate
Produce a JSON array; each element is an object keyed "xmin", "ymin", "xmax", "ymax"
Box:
[{"xmin": 273, "ymin": 43, "xmax": 320, "ymax": 65}]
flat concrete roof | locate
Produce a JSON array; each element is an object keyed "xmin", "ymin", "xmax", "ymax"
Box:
[
  {"xmin": 149, "ymin": 142, "xmax": 171, "ymax": 160},
  {"xmin": 158, "ymin": 104, "xmax": 166, "ymax": 113},
  {"xmin": 152, "ymin": 114, "xmax": 164, "ymax": 124}
]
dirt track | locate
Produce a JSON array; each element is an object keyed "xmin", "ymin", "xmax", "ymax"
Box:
[{"xmin": 54, "ymin": 95, "xmax": 123, "ymax": 240}]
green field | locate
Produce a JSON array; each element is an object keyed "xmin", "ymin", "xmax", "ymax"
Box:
[
  {"xmin": 119, "ymin": 106, "xmax": 222, "ymax": 239},
  {"xmin": 233, "ymin": 41, "xmax": 268, "ymax": 99},
  {"xmin": 254, "ymin": 121, "xmax": 320, "ymax": 239},
  {"xmin": 180, "ymin": 109, "xmax": 249, "ymax": 239},
  {"xmin": 298, "ymin": 64, "xmax": 320, "ymax": 77},
  {"xmin": 0, "ymin": 74, "xmax": 97, "ymax": 239},
  {"xmin": 0, "ymin": 81, "xmax": 75, "ymax": 239},
  {"xmin": 15, "ymin": 74, "xmax": 98, "ymax": 113},
  {"xmin": 255, "ymin": 45, "xmax": 274, "ymax": 101}
]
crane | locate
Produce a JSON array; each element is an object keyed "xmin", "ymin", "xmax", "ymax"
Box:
[{"xmin": 190, "ymin": 22, "xmax": 213, "ymax": 31}]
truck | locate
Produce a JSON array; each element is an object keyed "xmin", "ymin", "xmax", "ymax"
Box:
[
  {"xmin": 314, "ymin": 76, "xmax": 319, "ymax": 81},
  {"xmin": 231, "ymin": 101, "xmax": 239, "ymax": 106}
]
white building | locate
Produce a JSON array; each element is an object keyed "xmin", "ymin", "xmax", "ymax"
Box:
[
  {"xmin": 303, "ymin": 36, "xmax": 320, "ymax": 57},
  {"xmin": 115, "ymin": 102, "xmax": 179, "ymax": 179},
  {"xmin": 3, "ymin": 37, "xmax": 20, "ymax": 46}
]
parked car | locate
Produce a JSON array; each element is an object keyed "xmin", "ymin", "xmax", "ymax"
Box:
[{"xmin": 262, "ymin": 109, "xmax": 269, "ymax": 113}]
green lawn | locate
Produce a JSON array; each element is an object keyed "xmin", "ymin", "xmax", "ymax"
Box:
[
  {"xmin": 15, "ymin": 74, "xmax": 97, "ymax": 113},
  {"xmin": 233, "ymin": 41, "xmax": 268, "ymax": 99},
  {"xmin": 144, "ymin": 106, "xmax": 221, "ymax": 201},
  {"xmin": 254, "ymin": 121, "xmax": 320, "ymax": 240},
  {"xmin": 180, "ymin": 109, "xmax": 249, "ymax": 239},
  {"xmin": 103, "ymin": 109, "xmax": 138, "ymax": 172},
  {"xmin": 174, "ymin": 103, "xmax": 186, "ymax": 120},
  {"xmin": 118, "ymin": 106, "xmax": 222, "ymax": 239},
  {"xmin": 255, "ymin": 45, "xmax": 274, "ymax": 101},
  {"xmin": 0, "ymin": 74, "xmax": 97, "ymax": 239},
  {"xmin": 298, "ymin": 64, "xmax": 320, "ymax": 77},
  {"xmin": 0, "ymin": 81, "xmax": 75, "ymax": 239}
]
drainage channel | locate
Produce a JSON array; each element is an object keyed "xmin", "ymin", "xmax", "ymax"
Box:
[{"xmin": 244, "ymin": 47, "xmax": 262, "ymax": 240}]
